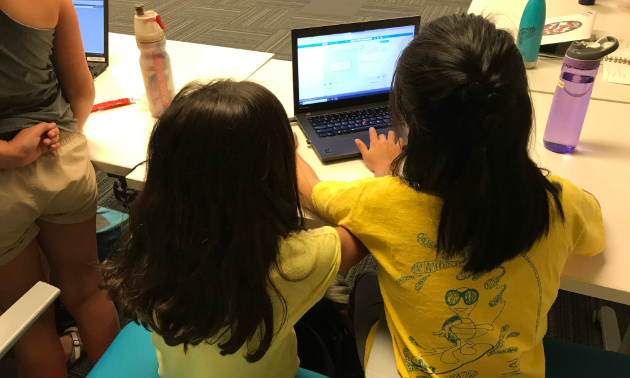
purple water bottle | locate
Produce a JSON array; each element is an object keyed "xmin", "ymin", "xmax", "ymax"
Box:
[{"xmin": 544, "ymin": 37, "xmax": 619, "ymax": 153}]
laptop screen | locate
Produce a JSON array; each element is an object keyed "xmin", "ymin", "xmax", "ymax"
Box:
[
  {"xmin": 296, "ymin": 25, "xmax": 415, "ymax": 106},
  {"xmin": 73, "ymin": 0, "xmax": 105, "ymax": 57}
]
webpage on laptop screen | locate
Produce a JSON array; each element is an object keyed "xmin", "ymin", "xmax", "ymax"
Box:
[
  {"xmin": 297, "ymin": 25, "xmax": 415, "ymax": 106},
  {"xmin": 73, "ymin": 0, "xmax": 105, "ymax": 55}
]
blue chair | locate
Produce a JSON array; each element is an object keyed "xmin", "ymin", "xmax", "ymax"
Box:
[{"xmin": 87, "ymin": 322, "xmax": 328, "ymax": 378}]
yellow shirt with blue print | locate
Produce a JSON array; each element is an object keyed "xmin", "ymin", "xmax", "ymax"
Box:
[{"xmin": 313, "ymin": 175, "xmax": 604, "ymax": 378}]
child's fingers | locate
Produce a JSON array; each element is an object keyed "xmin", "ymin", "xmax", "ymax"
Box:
[
  {"xmin": 398, "ymin": 138, "xmax": 404, "ymax": 149},
  {"xmin": 378, "ymin": 133, "xmax": 387, "ymax": 141},
  {"xmin": 42, "ymin": 138, "xmax": 52, "ymax": 146},
  {"xmin": 47, "ymin": 127, "xmax": 59, "ymax": 139},
  {"xmin": 32, "ymin": 122, "xmax": 57, "ymax": 136},
  {"xmin": 49, "ymin": 143, "xmax": 61, "ymax": 150},
  {"xmin": 387, "ymin": 130, "xmax": 396, "ymax": 143},
  {"xmin": 369, "ymin": 127, "xmax": 378, "ymax": 144},
  {"xmin": 355, "ymin": 139, "xmax": 368, "ymax": 156}
]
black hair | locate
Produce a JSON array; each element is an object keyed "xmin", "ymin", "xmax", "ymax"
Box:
[
  {"xmin": 391, "ymin": 14, "xmax": 564, "ymax": 273},
  {"xmin": 102, "ymin": 80, "xmax": 303, "ymax": 362}
]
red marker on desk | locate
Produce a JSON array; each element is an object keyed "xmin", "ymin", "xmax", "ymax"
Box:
[{"xmin": 91, "ymin": 97, "xmax": 140, "ymax": 113}]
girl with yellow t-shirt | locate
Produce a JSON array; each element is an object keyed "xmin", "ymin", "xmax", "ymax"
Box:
[
  {"xmin": 102, "ymin": 80, "xmax": 369, "ymax": 378},
  {"xmin": 296, "ymin": 14, "xmax": 626, "ymax": 378}
]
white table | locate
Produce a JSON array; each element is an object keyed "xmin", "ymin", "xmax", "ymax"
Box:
[
  {"xmin": 468, "ymin": 0, "xmax": 630, "ymax": 104},
  {"xmin": 84, "ymin": 33, "xmax": 273, "ymax": 176},
  {"xmin": 126, "ymin": 59, "xmax": 373, "ymax": 187},
  {"xmin": 248, "ymin": 61, "xmax": 630, "ymax": 306},
  {"xmin": 128, "ymin": 57, "xmax": 630, "ymax": 304}
]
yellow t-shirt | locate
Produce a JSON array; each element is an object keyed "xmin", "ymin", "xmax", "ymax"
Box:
[
  {"xmin": 313, "ymin": 175, "xmax": 604, "ymax": 378},
  {"xmin": 151, "ymin": 227, "xmax": 341, "ymax": 378}
]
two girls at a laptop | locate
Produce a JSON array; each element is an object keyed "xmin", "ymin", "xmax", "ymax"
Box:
[{"xmin": 103, "ymin": 13, "xmax": 604, "ymax": 378}]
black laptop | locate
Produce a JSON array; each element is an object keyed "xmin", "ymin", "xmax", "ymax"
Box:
[
  {"xmin": 292, "ymin": 16, "xmax": 420, "ymax": 162},
  {"xmin": 73, "ymin": 0, "xmax": 109, "ymax": 79}
]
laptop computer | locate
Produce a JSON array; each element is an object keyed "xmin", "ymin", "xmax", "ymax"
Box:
[
  {"xmin": 73, "ymin": 0, "xmax": 109, "ymax": 79},
  {"xmin": 292, "ymin": 16, "xmax": 420, "ymax": 162}
]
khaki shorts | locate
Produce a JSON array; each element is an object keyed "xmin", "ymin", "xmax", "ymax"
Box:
[{"xmin": 0, "ymin": 130, "xmax": 97, "ymax": 266}]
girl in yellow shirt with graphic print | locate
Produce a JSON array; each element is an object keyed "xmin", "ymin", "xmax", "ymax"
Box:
[{"xmin": 297, "ymin": 14, "xmax": 629, "ymax": 378}]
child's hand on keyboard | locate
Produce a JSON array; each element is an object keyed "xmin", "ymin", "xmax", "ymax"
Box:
[{"xmin": 355, "ymin": 128, "xmax": 403, "ymax": 178}]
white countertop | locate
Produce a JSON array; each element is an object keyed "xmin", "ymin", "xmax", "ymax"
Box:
[
  {"xmin": 468, "ymin": 0, "xmax": 630, "ymax": 104},
  {"xmin": 83, "ymin": 33, "xmax": 273, "ymax": 176},
  {"xmin": 127, "ymin": 44, "xmax": 630, "ymax": 303}
]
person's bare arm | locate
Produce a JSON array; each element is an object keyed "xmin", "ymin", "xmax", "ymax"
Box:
[
  {"xmin": 0, "ymin": 123, "xmax": 60, "ymax": 169},
  {"xmin": 50, "ymin": 0, "xmax": 94, "ymax": 132},
  {"xmin": 336, "ymin": 226, "xmax": 369, "ymax": 273},
  {"xmin": 297, "ymin": 152, "xmax": 321, "ymax": 213}
]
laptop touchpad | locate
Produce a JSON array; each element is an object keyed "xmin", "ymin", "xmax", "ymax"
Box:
[{"xmin": 355, "ymin": 130, "xmax": 392, "ymax": 149}]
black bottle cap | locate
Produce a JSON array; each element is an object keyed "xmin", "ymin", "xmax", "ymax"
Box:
[
  {"xmin": 135, "ymin": 3, "xmax": 145, "ymax": 16},
  {"xmin": 566, "ymin": 36, "xmax": 619, "ymax": 61}
]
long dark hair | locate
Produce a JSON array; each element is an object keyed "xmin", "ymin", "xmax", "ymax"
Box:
[
  {"xmin": 103, "ymin": 80, "xmax": 303, "ymax": 362},
  {"xmin": 391, "ymin": 14, "xmax": 564, "ymax": 273}
]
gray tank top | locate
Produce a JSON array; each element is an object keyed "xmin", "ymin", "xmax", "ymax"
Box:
[{"xmin": 0, "ymin": 8, "xmax": 77, "ymax": 134}]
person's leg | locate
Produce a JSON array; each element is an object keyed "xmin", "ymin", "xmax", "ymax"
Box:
[
  {"xmin": 347, "ymin": 270, "xmax": 384, "ymax": 368},
  {"xmin": 0, "ymin": 239, "xmax": 67, "ymax": 378},
  {"xmin": 36, "ymin": 216, "xmax": 120, "ymax": 364}
]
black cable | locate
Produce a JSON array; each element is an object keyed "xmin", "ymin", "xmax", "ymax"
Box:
[
  {"xmin": 112, "ymin": 160, "xmax": 146, "ymax": 206},
  {"xmin": 128, "ymin": 159, "xmax": 147, "ymax": 174}
]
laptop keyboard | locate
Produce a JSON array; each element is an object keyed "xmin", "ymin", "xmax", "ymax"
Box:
[
  {"xmin": 308, "ymin": 106, "xmax": 391, "ymax": 138},
  {"xmin": 88, "ymin": 63, "xmax": 105, "ymax": 79}
]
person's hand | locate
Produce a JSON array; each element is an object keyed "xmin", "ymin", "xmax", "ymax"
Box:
[
  {"xmin": 8, "ymin": 123, "xmax": 60, "ymax": 167},
  {"xmin": 355, "ymin": 128, "xmax": 403, "ymax": 177}
]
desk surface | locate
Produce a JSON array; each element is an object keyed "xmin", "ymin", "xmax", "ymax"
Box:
[
  {"xmin": 128, "ymin": 58, "xmax": 630, "ymax": 304},
  {"xmin": 468, "ymin": 0, "xmax": 630, "ymax": 104},
  {"xmin": 84, "ymin": 33, "xmax": 273, "ymax": 176}
]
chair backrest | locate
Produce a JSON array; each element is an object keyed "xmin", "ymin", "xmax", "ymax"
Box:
[
  {"xmin": 294, "ymin": 320, "xmax": 336, "ymax": 377},
  {"xmin": 0, "ymin": 281, "xmax": 60, "ymax": 359},
  {"xmin": 364, "ymin": 311, "xmax": 400, "ymax": 378}
]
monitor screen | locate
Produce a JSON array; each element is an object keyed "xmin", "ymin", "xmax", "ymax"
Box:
[
  {"xmin": 296, "ymin": 25, "xmax": 415, "ymax": 106},
  {"xmin": 73, "ymin": 0, "xmax": 105, "ymax": 56}
]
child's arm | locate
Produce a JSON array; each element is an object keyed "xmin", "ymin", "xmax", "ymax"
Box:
[
  {"xmin": 0, "ymin": 123, "xmax": 60, "ymax": 169},
  {"xmin": 355, "ymin": 127, "xmax": 403, "ymax": 178},
  {"xmin": 50, "ymin": 0, "xmax": 95, "ymax": 132},
  {"xmin": 335, "ymin": 226, "xmax": 370, "ymax": 273},
  {"xmin": 296, "ymin": 152, "xmax": 321, "ymax": 213}
]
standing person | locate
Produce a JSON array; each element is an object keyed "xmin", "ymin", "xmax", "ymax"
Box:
[
  {"xmin": 297, "ymin": 14, "xmax": 610, "ymax": 377},
  {"xmin": 0, "ymin": 0, "xmax": 119, "ymax": 377},
  {"xmin": 102, "ymin": 80, "xmax": 368, "ymax": 378}
]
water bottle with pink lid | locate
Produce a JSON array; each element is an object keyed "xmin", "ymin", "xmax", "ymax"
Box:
[
  {"xmin": 134, "ymin": 3, "xmax": 175, "ymax": 117},
  {"xmin": 543, "ymin": 37, "xmax": 618, "ymax": 153}
]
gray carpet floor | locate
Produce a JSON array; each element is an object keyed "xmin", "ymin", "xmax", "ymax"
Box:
[
  {"xmin": 109, "ymin": 0, "xmax": 470, "ymax": 60},
  {"xmin": 2, "ymin": 0, "xmax": 630, "ymax": 376}
]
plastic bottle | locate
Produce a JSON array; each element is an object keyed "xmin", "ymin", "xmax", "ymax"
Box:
[
  {"xmin": 516, "ymin": 0, "xmax": 546, "ymax": 69},
  {"xmin": 134, "ymin": 3, "xmax": 175, "ymax": 117},
  {"xmin": 543, "ymin": 37, "xmax": 619, "ymax": 153}
]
